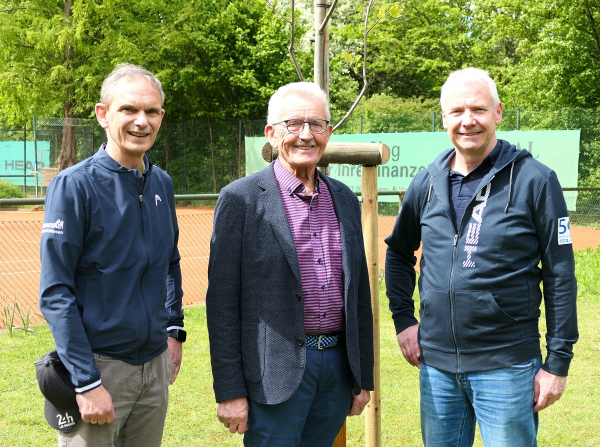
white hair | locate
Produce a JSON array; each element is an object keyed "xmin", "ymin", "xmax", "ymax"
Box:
[
  {"xmin": 440, "ymin": 67, "xmax": 500, "ymax": 109},
  {"xmin": 267, "ymin": 82, "xmax": 330, "ymax": 124}
]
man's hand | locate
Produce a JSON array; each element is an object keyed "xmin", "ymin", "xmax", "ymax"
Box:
[
  {"xmin": 533, "ymin": 369, "xmax": 567, "ymax": 413},
  {"xmin": 348, "ymin": 389, "xmax": 371, "ymax": 416},
  {"xmin": 75, "ymin": 385, "xmax": 115, "ymax": 425},
  {"xmin": 217, "ymin": 397, "xmax": 249, "ymax": 434},
  {"xmin": 167, "ymin": 337, "xmax": 183, "ymax": 384},
  {"xmin": 397, "ymin": 324, "xmax": 420, "ymax": 368}
]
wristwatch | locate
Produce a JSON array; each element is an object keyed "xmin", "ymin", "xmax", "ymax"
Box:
[{"xmin": 168, "ymin": 329, "xmax": 187, "ymax": 343}]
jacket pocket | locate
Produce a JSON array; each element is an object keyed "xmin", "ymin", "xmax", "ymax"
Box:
[
  {"xmin": 454, "ymin": 290, "xmax": 526, "ymax": 353},
  {"xmin": 241, "ymin": 320, "xmax": 266, "ymax": 383},
  {"xmin": 419, "ymin": 288, "xmax": 454, "ymax": 353}
]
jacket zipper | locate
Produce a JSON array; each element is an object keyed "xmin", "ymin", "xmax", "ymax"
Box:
[
  {"xmin": 137, "ymin": 172, "xmax": 152, "ymax": 362},
  {"xmin": 449, "ymin": 233, "xmax": 460, "ymax": 371},
  {"xmin": 449, "ymin": 174, "xmax": 497, "ymax": 372}
]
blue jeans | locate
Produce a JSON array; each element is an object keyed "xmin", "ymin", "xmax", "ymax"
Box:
[
  {"xmin": 420, "ymin": 357, "xmax": 541, "ymax": 447},
  {"xmin": 243, "ymin": 344, "xmax": 352, "ymax": 447}
]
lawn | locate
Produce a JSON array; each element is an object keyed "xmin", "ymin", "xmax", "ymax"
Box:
[{"xmin": 1, "ymin": 249, "xmax": 599, "ymax": 446}]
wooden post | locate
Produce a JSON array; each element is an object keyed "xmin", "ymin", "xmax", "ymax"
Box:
[{"xmin": 362, "ymin": 166, "xmax": 381, "ymax": 447}]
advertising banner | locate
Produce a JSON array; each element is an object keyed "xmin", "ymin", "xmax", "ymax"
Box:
[
  {"xmin": 0, "ymin": 141, "xmax": 51, "ymax": 188},
  {"xmin": 246, "ymin": 130, "xmax": 580, "ymax": 209}
]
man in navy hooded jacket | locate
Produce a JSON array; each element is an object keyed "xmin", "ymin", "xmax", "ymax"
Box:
[
  {"xmin": 39, "ymin": 64, "xmax": 184, "ymax": 446},
  {"xmin": 385, "ymin": 67, "xmax": 578, "ymax": 446}
]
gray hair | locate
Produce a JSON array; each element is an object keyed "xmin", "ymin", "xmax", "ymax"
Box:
[
  {"xmin": 267, "ymin": 82, "xmax": 330, "ymax": 124},
  {"xmin": 440, "ymin": 67, "xmax": 500, "ymax": 109},
  {"xmin": 100, "ymin": 63, "xmax": 165, "ymax": 108}
]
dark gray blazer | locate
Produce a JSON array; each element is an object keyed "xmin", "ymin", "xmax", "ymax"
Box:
[{"xmin": 206, "ymin": 162, "xmax": 374, "ymax": 405}]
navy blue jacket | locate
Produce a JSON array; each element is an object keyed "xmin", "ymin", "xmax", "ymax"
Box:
[
  {"xmin": 385, "ymin": 140, "xmax": 578, "ymax": 376},
  {"xmin": 39, "ymin": 145, "xmax": 184, "ymax": 391}
]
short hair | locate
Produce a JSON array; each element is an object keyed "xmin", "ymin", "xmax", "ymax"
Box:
[
  {"xmin": 100, "ymin": 63, "xmax": 165, "ymax": 108},
  {"xmin": 440, "ymin": 67, "xmax": 500, "ymax": 109},
  {"xmin": 267, "ymin": 82, "xmax": 331, "ymax": 124}
]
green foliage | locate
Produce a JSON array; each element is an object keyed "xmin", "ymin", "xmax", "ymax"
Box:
[{"xmin": 0, "ymin": 179, "xmax": 26, "ymax": 199}]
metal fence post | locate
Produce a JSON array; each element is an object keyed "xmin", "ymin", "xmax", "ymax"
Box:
[
  {"xmin": 23, "ymin": 123, "xmax": 27, "ymax": 192},
  {"xmin": 432, "ymin": 112, "xmax": 436, "ymax": 132}
]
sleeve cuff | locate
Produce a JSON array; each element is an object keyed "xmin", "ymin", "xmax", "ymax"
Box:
[
  {"xmin": 75, "ymin": 379, "xmax": 102, "ymax": 394},
  {"xmin": 542, "ymin": 353, "xmax": 571, "ymax": 377}
]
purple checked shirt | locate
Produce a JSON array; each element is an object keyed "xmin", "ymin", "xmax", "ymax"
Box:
[{"xmin": 274, "ymin": 159, "xmax": 345, "ymax": 334}]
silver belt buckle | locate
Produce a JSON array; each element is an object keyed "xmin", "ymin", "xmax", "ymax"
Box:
[{"xmin": 317, "ymin": 335, "xmax": 324, "ymax": 350}]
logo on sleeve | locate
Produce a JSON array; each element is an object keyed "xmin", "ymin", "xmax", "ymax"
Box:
[
  {"xmin": 558, "ymin": 217, "xmax": 572, "ymax": 245},
  {"xmin": 42, "ymin": 219, "xmax": 64, "ymax": 235},
  {"xmin": 155, "ymin": 194, "xmax": 162, "ymax": 206}
]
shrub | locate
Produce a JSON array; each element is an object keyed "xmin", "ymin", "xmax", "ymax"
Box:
[{"xmin": 0, "ymin": 180, "xmax": 26, "ymax": 199}]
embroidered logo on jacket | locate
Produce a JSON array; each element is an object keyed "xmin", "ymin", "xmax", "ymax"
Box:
[
  {"xmin": 155, "ymin": 195, "xmax": 162, "ymax": 206},
  {"xmin": 42, "ymin": 219, "xmax": 64, "ymax": 235},
  {"xmin": 558, "ymin": 217, "xmax": 572, "ymax": 245},
  {"xmin": 463, "ymin": 183, "xmax": 491, "ymax": 268}
]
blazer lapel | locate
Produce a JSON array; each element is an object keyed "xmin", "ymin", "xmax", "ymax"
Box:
[{"xmin": 259, "ymin": 164, "xmax": 302, "ymax": 287}]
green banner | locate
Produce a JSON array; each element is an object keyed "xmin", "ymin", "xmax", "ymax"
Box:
[{"xmin": 245, "ymin": 130, "xmax": 580, "ymax": 209}]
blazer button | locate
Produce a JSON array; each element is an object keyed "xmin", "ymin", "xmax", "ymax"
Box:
[
  {"xmin": 297, "ymin": 338, "xmax": 304, "ymax": 346},
  {"xmin": 296, "ymin": 293, "xmax": 301, "ymax": 301}
]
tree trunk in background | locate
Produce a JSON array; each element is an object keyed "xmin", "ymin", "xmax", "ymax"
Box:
[
  {"xmin": 57, "ymin": 0, "xmax": 77, "ymax": 172},
  {"xmin": 57, "ymin": 96, "xmax": 77, "ymax": 171}
]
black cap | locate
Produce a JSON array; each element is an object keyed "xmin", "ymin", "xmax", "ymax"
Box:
[{"xmin": 35, "ymin": 350, "xmax": 81, "ymax": 432}]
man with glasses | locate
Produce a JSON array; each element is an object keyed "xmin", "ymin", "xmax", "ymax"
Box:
[{"xmin": 206, "ymin": 82, "xmax": 374, "ymax": 446}]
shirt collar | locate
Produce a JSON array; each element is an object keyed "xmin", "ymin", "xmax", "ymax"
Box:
[{"xmin": 274, "ymin": 158, "xmax": 320, "ymax": 196}]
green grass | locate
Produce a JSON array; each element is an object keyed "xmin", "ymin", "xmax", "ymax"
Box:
[{"xmin": 2, "ymin": 249, "xmax": 599, "ymax": 446}]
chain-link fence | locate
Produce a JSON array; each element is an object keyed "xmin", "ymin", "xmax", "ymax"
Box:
[
  {"xmin": 3, "ymin": 109, "xmax": 600, "ymax": 329},
  {"xmin": 3, "ymin": 198, "xmax": 600, "ymax": 330},
  {"xmin": 0, "ymin": 209, "xmax": 214, "ymax": 329}
]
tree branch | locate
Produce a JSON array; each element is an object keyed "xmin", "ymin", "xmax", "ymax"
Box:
[
  {"xmin": 367, "ymin": 1, "xmax": 404, "ymax": 35},
  {"xmin": 333, "ymin": 0, "xmax": 375, "ymax": 133},
  {"xmin": 319, "ymin": 0, "xmax": 339, "ymax": 33},
  {"xmin": 585, "ymin": 8, "xmax": 600, "ymax": 57},
  {"xmin": 288, "ymin": 0, "xmax": 305, "ymax": 81},
  {"xmin": 263, "ymin": 0, "xmax": 290, "ymax": 23}
]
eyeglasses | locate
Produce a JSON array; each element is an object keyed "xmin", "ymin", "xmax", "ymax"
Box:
[{"xmin": 273, "ymin": 119, "xmax": 330, "ymax": 135}]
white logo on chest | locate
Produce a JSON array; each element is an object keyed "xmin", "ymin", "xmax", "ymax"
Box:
[{"xmin": 463, "ymin": 183, "xmax": 491, "ymax": 268}]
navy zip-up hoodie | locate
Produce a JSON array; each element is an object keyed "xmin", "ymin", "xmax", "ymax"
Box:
[
  {"xmin": 40, "ymin": 145, "xmax": 184, "ymax": 391},
  {"xmin": 385, "ymin": 140, "xmax": 578, "ymax": 376}
]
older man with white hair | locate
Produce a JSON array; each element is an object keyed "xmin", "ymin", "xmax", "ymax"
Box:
[
  {"xmin": 206, "ymin": 82, "xmax": 374, "ymax": 446},
  {"xmin": 385, "ymin": 67, "xmax": 578, "ymax": 446}
]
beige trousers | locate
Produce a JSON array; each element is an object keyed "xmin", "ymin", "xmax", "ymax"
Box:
[{"xmin": 58, "ymin": 348, "xmax": 173, "ymax": 447}]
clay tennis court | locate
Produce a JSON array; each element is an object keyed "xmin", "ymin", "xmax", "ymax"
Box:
[{"xmin": 1, "ymin": 209, "xmax": 599, "ymax": 328}]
